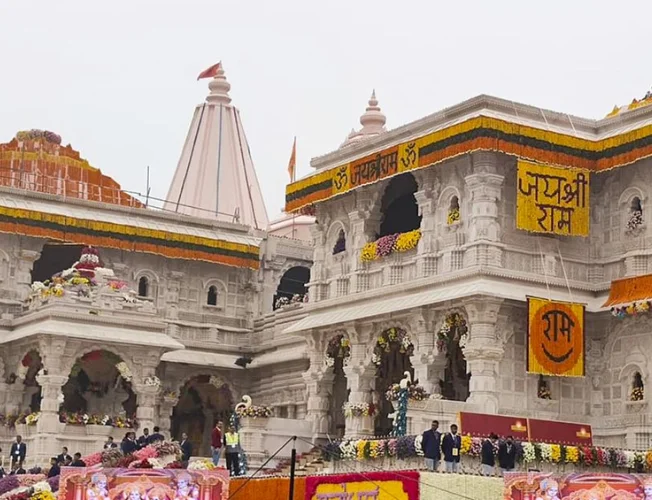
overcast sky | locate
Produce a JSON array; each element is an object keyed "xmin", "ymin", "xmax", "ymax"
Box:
[{"xmin": 1, "ymin": 1, "xmax": 650, "ymax": 220}]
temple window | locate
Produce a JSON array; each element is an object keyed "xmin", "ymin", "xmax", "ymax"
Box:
[
  {"xmin": 378, "ymin": 173, "xmax": 421, "ymax": 237},
  {"xmin": 630, "ymin": 372, "xmax": 644, "ymax": 401},
  {"xmin": 332, "ymin": 229, "xmax": 346, "ymax": 255},
  {"xmin": 537, "ymin": 375, "xmax": 552, "ymax": 400},
  {"xmin": 138, "ymin": 276, "xmax": 149, "ymax": 297},
  {"xmin": 31, "ymin": 244, "xmax": 84, "ymax": 283},
  {"xmin": 447, "ymin": 196, "xmax": 461, "ymax": 225},
  {"xmin": 207, "ymin": 285, "xmax": 218, "ymax": 306},
  {"xmin": 273, "ymin": 266, "xmax": 310, "ymax": 310},
  {"xmin": 627, "ymin": 196, "xmax": 644, "ymax": 231}
]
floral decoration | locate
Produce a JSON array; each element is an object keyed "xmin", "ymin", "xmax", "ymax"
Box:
[
  {"xmin": 115, "ymin": 362, "xmax": 132, "ymax": 382},
  {"xmin": 58, "ymin": 411, "xmax": 136, "ymax": 428},
  {"xmin": 447, "ymin": 207, "xmax": 460, "ymax": 225},
  {"xmin": 274, "ymin": 293, "xmax": 308, "ymax": 309},
  {"xmin": 436, "ymin": 313, "xmax": 468, "ymax": 353},
  {"xmin": 385, "ymin": 383, "xmax": 429, "ymax": 402},
  {"xmin": 371, "ymin": 327, "xmax": 414, "ymax": 366},
  {"xmin": 144, "ymin": 376, "xmax": 161, "ymax": 387},
  {"xmin": 627, "ymin": 210, "xmax": 644, "ymax": 231},
  {"xmin": 611, "ymin": 300, "xmax": 651, "ymax": 318},
  {"xmin": 188, "ymin": 459, "xmax": 215, "ymax": 470},
  {"xmin": 342, "ymin": 402, "xmax": 376, "ymax": 418},
  {"xmin": 16, "ymin": 130, "xmax": 62, "ymax": 145},
  {"xmin": 325, "ymin": 334, "xmax": 351, "ymax": 367},
  {"xmin": 631, "ymin": 386, "xmax": 644, "ymax": 401},
  {"xmin": 25, "ymin": 412, "xmax": 40, "ymax": 426},
  {"xmin": 360, "ymin": 229, "xmax": 421, "ymax": 262},
  {"xmin": 236, "ymin": 404, "xmax": 272, "ymax": 419},
  {"xmin": 537, "ymin": 377, "xmax": 552, "ymax": 400}
]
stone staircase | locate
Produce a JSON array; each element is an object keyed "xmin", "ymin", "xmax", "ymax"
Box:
[{"xmin": 264, "ymin": 447, "xmax": 324, "ymax": 476}]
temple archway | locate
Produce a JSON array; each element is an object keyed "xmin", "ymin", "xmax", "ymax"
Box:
[
  {"xmin": 372, "ymin": 327, "xmax": 414, "ymax": 436},
  {"xmin": 326, "ymin": 334, "xmax": 350, "ymax": 438},
  {"xmin": 436, "ymin": 313, "xmax": 470, "ymax": 401},
  {"xmin": 273, "ymin": 266, "xmax": 310, "ymax": 310},
  {"xmin": 60, "ymin": 350, "xmax": 137, "ymax": 421},
  {"xmin": 170, "ymin": 375, "xmax": 234, "ymax": 456},
  {"xmin": 16, "ymin": 350, "xmax": 43, "ymax": 413}
]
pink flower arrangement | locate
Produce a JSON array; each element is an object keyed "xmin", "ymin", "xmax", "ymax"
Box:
[
  {"xmin": 387, "ymin": 439, "xmax": 398, "ymax": 457},
  {"xmin": 133, "ymin": 445, "xmax": 158, "ymax": 460},
  {"xmin": 597, "ymin": 448, "xmax": 609, "ymax": 466},
  {"xmin": 376, "ymin": 234, "xmax": 398, "ymax": 257},
  {"xmin": 83, "ymin": 452, "xmax": 102, "ymax": 466},
  {"xmin": 17, "ymin": 475, "xmax": 44, "ymax": 487}
]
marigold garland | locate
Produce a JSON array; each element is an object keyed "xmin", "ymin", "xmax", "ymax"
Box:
[
  {"xmin": 360, "ymin": 229, "xmax": 421, "ymax": 262},
  {"xmin": 285, "ymin": 114, "xmax": 652, "ymax": 214}
]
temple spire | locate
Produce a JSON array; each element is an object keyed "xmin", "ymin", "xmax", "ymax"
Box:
[
  {"xmin": 164, "ymin": 64, "xmax": 269, "ymax": 229},
  {"xmin": 340, "ymin": 89, "xmax": 387, "ymax": 147}
]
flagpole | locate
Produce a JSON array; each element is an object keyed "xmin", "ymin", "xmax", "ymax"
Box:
[{"xmin": 291, "ymin": 137, "xmax": 296, "ymax": 239}]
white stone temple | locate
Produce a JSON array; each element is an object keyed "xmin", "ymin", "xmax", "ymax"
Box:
[{"xmin": 2, "ymin": 67, "xmax": 652, "ymax": 466}]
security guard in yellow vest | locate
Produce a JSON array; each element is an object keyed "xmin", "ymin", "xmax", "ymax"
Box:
[{"xmin": 224, "ymin": 426, "xmax": 241, "ymax": 476}]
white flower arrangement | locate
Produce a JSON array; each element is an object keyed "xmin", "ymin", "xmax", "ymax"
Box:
[
  {"xmin": 539, "ymin": 442, "xmax": 552, "ymax": 462},
  {"xmin": 57, "ymin": 392, "xmax": 65, "ymax": 405},
  {"xmin": 116, "ymin": 362, "xmax": 132, "ymax": 382},
  {"xmin": 188, "ymin": 458, "xmax": 215, "ymax": 470},
  {"xmin": 342, "ymin": 402, "xmax": 376, "ymax": 418},
  {"xmin": 31, "ymin": 281, "xmax": 46, "ymax": 292},
  {"xmin": 144, "ymin": 375, "xmax": 161, "ymax": 387},
  {"xmin": 209, "ymin": 375, "xmax": 223, "ymax": 388},
  {"xmin": 32, "ymin": 482, "xmax": 52, "ymax": 493},
  {"xmin": 414, "ymin": 435, "xmax": 424, "ymax": 456},
  {"xmin": 522, "ymin": 442, "xmax": 536, "ymax": 463},
  {"xmin": 16, "ymin": 364, "xmax": 29, "ymax": 381},
  {"xmin": 339, "ymin": 440, "xmax": 357, "ymax": 460}
]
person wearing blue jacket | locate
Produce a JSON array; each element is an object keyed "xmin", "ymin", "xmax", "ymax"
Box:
[
  {"xmin": 441, "ymin": 424, "xmax": 462, "ymax": 473},
  {"xmin": 421, "ymin": 420, "xmax": 442, "ymax": 471}
]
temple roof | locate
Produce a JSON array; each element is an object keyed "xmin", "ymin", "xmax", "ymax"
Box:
[
  {"xmin": 164, "ymin": 64, "xmax": 269, "ymax": 230},
  {"xmin": 340, "ymin": 90, "xmax": 387, "ymax": 148}
]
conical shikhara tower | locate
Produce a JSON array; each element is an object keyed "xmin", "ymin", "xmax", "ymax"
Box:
[{"xmin": 165, "ymin": 65, "xmax": 269, "ymax": 229}]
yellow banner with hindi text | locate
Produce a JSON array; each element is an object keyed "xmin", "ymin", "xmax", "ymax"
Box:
[
  {"xmin": 527, "ymin": 297, "xmax": 585, "ymax": 377},
  {"xmin": 516, "ymin": 160, "xmax": 590, "ymax": 236}
]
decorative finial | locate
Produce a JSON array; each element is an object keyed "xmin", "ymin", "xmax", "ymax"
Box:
[
  {"xmin": 359, "ymin": 89, "xmax": 386, "ymax": 134},
  {"xmin": 206, "ymin": 64, "xmax": 232, "ymax": 105}
]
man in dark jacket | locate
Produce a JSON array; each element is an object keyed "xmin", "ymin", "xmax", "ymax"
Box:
[
  {"xmin": 121, "ymin": 432, "xmax": 138, "ymax": 455},
  {"xmin": 71, "ymin": 452, "xmax": 86, "ymax": 467},
  {"xmin": 481, "ymin": 433, "xmax": 498, "ymax": 476},
  {"xmin": 421, "ymin": 420, "xmax": 441, "ymax": 471},
  {"xmin": 498, "ymin": 435, "xmax": 517, "ymax": 473},
  {"xmin": 57, "ymin": 447, "xmax": 72, "ymax": 464},
  {"xmin": 137, "ymin": 428, "xmax": 150, "ymax": 449},
  {"xmin": 180, "ymin": 432, "xmax": 192, "ymax": 463},
  {"xmin": 47, "ymin": 457, "xmax": 60, "ymax": 478},
  {"xmin": 147, "ymin": 427, "xmax": 164, "ymax": 445},
  {"xmin": 441, "ymin": 424, "xmax": 462, "ymax": 473},
  {"xmin": 10, "ymin": 436, "xmax": 26, "ymax": 467}
]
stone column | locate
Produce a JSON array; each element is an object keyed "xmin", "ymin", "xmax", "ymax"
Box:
[
  {"xmin": 348, "ymin": 196, "xmax": 379, "ymax": 293},
  {"xmin": 134, "ymin": 384, "xmax": 160, "ymax": 433},
  {"xmin": 158, "ymin": 395, "xmax": 178, "ymax": 439},
  {"xmin": 342, "ymin": 337, "xmax": 376, "ymax": 438},
  {"xmin": 5, "ymin": 383, "xmax": 24, "ymax": 415},
  {"xmin": 16, "ymin": 249, "xmax": 40, "ymax": 299},
  {"xmin": 414, "ymin": 173, "xmax": 440, "ymax": 278},
  {"xmin": 308, "ymin": 222, "xmax": 326, "ymax": 302},
  {"xmin": 34, "ymin": 373, "xmax": 68, "ymax": 463},
  {"xmin": 302, "ymin": 368, "xmax": 334, "ymax": 441},
  {"xmin": 464, "ymin": 152, "xmax": 504, "ymax": 267},
  {"xmin": 462, "ymin": 298, "xmax": 504, "ymax": 413}
]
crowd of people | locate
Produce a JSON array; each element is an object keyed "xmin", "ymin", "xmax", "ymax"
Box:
[
  {"xmin": 2, "ymin": 422, "xmax": 242, "ymax": 478},
  {"xmin": 421, "ymin": 420, "xmax": 517, "ymax": 475}
]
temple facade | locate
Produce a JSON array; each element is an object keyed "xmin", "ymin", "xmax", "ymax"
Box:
[{"xmin": 2, "ymin": 70, "xmax": 652, "ymax": 466}]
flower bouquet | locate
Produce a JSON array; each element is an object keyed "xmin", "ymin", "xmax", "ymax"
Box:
[
  {"xmin": 384, "ymin": 383, "xmax": 429, "ymax": 402},
  {"xmin": 25, "ymin": 412, "xmax": 40, "ymax": 426},
  {"xmin": 342, "ymin": 402, "xmax": 376, "ymax": 418},
  {"xmin": 188, "ymin": 459, "xmax": 215, "ymax": 470},
  {"xmin": 236, "ymin": 405, "xmax": 272, "ymax": 419},
  {"xmin": 631, "ymin": 386, "xmax": 644, "ymax": 401},
  {"xmin": 326, "ymin": 334, "xmax": 351, "ymax": 367}
]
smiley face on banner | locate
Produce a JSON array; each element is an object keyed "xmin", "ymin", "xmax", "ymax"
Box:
[{"xmin": 528, "ymin": 297, "xmax": 585, "ymax": 377}]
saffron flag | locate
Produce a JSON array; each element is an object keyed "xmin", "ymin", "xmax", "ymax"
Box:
[
  {"xmin": 197, "ymin": 62, "xmax": 222, "ymax": 80},
  {"xmin": 527, "ymin": 296, "xmax": 585, "ymax": 377},
  {"xmin": 287, "ymin": 137, "xmax": 297, "ymax": 182}
]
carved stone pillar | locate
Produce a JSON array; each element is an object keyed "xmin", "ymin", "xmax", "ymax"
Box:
[
  {"xmin": 462, "ymin": 298, "xmax": 504, "ymax": 413},
  {"xmin": 158, "ymin": 395, "xmax": 178, "ymax": 439},
  {"xmin": 303, "ymin": 368, "xmax": 334, "ymax": 441},
  {"xmin": 464, "ymin": 152, "xmax": 504, "ymax": 267},
  {"xmin": 16, "ymin": 249, "xmax": 40, "ymax": 299},
  {"xmin": 410, "ymin": 309, "xmax": 440, "ymax": 394},
  {"xmin": 342, "ymin": 338, "xmax": 375, "ymax": 438},
  {"xmin": 414, "ymin": 176, "xmax": 440, "ymax": 278},
  {"xmin": 308, "ymin": 223, "xmax": 326, "ymax": 302},
  {"xmin": 5, "ymin": 383, "xmax": 24, "ymax": 414},
  {"xmin": 134, "ymin": 384, "xmax": 160, "ymax": 433},
  {"xmin": 348, "ymin": 195, "xmax": 378, "ymax": 293},
  {"xmin": 35, "ymin": 373, "xmax": 68, "ymax": 463}
]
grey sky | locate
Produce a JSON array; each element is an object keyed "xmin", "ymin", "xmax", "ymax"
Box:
[{"xmin": 1, "ymin": 1, "xmax": 650, "ymax": 220}]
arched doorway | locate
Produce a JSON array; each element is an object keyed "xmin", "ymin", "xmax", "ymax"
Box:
[
  {"xmin": 273, "ymin": 266, "xmax": 310, "ymax": 310},
  {"xmin": 170, "ymin": 375, "xmax": 233, "ymax": 456},
  {"xmin": 372, "ymin": 327, "xmax": 414, "ymax": 436},
  {"xmin": 377, "ymin": 173, "xmax": 422, "ymax": 238},
  {"xmin": 31, "ymin": 244, "xmax": 85, "ymax": 283},
  {"xmin": 436, "ymin": 313, "xmax": 470, "ymax": 401},
  {"xmin": 61, "ymin": 350, "xmax": 136, "ymax": 418},
  {"xmin": 326, "ymin": 334, "xmax": 350, "ymax": 439}
]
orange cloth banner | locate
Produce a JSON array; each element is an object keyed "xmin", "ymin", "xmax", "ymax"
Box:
[
  {"xmin": 228, "ymin": 476, "xmax": 305, "ymax": 500},
  {"xmin": 527, "ymin": 297, "xmax": 585, "ymax": 377},
  {"xmin": 603, "ymin": 273, "xmax": 652, "ymax": 307}
]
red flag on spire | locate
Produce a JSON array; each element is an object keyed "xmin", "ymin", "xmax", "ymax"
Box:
[{"xmin": 197, "ymin": 62, "xmax": 222, "ymax": 80}]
